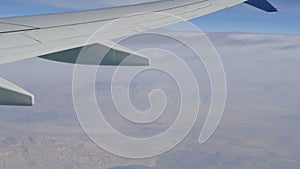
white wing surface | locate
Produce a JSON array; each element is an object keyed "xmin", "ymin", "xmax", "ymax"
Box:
[
  {"xmin": 0, "ymin": 0, "xmax": 277, "ymax": 105},
  {"xmin": 0, "ymin": 0, "xmax": 247, "ymax": 66}
]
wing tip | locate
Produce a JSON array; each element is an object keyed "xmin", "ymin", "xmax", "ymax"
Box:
[{"xmin": 245, "ymin": 0, "xmax": 278, "ymax": 12}]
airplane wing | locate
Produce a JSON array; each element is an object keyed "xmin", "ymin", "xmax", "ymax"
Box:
[{"xmin": 0, "ymin": 0, "xmax": 276, "ymax": 106}]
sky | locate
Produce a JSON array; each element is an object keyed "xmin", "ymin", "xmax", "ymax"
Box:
[
  {"xmin": 0, "ymin": 1, "xmax": 300, "ymax": 168},
  {"xmin": 0, "ymin": 0, "xmax": 299, "ymax": 34}
]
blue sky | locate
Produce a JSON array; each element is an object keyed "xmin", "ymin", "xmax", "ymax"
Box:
[
  {"xmin": 194, "ymin": 0, "xmax": 300, "ymax": 34},
  {"xmin": 0, "ymin": 0, "xmax": 299, "ymax": 34}
]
